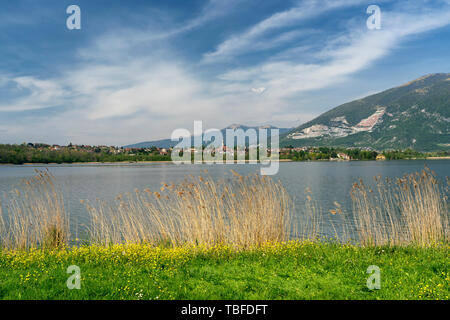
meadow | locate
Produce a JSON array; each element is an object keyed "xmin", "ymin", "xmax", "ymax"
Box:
[
  {"xmin": 0, "ymin": 242, "xmax": 448, "ymax": 300},
  {"xmin": 0, "ymin": 167, "xmax": 448, "ymax": 300}
]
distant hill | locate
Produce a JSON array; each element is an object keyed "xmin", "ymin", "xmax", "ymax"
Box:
[
  {"xmin": 124, "ymin": 138, "xmax": 176, "ymax": 149},
  {"xmin": 124, "ymin": 124, "xmax": 292, "ymax": 149},
  {"xmin": 280, "ymin": 73, "xmax": 450, "ymax": 151}
]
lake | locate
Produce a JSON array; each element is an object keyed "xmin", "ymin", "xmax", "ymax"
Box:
[{"xmin": 0, "ymin": 160, "xmax": 449, "ymax": 239}]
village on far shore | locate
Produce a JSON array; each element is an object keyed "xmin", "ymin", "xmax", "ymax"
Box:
[{"xmin": 1, "ymin": 142, "xmax": 448, "ymax": 164}]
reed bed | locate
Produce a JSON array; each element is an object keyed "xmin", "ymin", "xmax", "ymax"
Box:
[
  {"xmin": 85, "ymin": 171, "xmax": 293, "ymax": 248},
  {"xmin": 351, "ymin": 167, "xmax": 449, "ymax": 246},
  {"xmin": 0, "ymin": 167, "xmax": 447, "ymax": 250},
  {"xmin": 0, "ymin": 169, "xmax": 69, "ymax": 249}
]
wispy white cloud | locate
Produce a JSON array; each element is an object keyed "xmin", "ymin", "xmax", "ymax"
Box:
[
  {"xmin": 0, "ymin": 76, "xmax": 67, "ymax": 111},
  {"xmin": 203, "ymin": 0, "xmax": 371, "ymax": 63},
  {"xmin": 251, "ymin": 87, "xmax": 266, "ymax": 94},
  {"xmin": 79, "ymin": 0, "xmax": 244, "ymax": 61},
  {"xmin": 175, "ymin": 0, "xmax": 244, "ymax": 34},
  {"xmin": 218, "ymin": 3, "xmax": 450, "ymax": 97}
]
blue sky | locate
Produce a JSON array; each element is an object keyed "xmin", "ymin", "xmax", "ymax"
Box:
[{"xmin": 0, "ymin": 0, "xmax": 449, "ymax": 145}]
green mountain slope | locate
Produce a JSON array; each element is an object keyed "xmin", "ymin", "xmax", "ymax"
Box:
[{"xmin": 281, "ymin": 73, "xmax": 450, "ymax": 151}]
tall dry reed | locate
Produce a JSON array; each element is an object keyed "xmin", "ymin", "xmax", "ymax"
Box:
[
  {"xmin": 0, "ymin": 167, "xmax": 447, "ymax": 250},
  {"xmin": 0, "ymin": 169, "xmax": 69, "ymax": 249},
  {"xmin": 351, "ymin": 167, "xmax": 449, "ymax": 246},
  {"xmin": 85, "ymin": 171, "xmax": 293, "ymax": 248},
  {"xmin": 297, "ymin": 187, "xmax": 323, "ymax": 241}
]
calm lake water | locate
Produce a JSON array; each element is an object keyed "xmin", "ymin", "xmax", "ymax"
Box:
[{"xmin": 0, "ymin": 160, "xmax": 449, "ymax": 239}]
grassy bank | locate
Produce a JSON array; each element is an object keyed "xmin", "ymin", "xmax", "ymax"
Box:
[{"xmin": 0, "ymin": 242, "xmax": 448, "ymax": 300}]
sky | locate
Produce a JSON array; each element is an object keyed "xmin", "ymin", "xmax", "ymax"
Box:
[{"xmin": 0, "ymin": 0, "xmax": 449, "ymax": 146}]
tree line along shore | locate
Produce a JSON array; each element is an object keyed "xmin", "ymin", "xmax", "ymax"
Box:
[{"xmin": 0, "ymin": 143, "xmax": 449, "ymax": 164}]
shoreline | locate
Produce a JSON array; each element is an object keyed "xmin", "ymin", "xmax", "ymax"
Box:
[
  {"xmin": 0, "ymin": 156, "xmax": 449, "ymax": 166},
  {"xmin": 6, "ymin": 159, "xmax": 293, "ymax": 165}
]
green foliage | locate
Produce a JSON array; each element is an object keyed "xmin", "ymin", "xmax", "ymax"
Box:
[
  {"xmin": 0, "ymin": 242, "xmax": 448, "ymax": 300},
  {"xmin": 281, "ymin": 73, "xmax": 450, "ymax": 151},
  {"xmin": 282, "ymin": 147, "xmax": 381, "ymax": 161},
  {"xmin": 0, "ymin": 144, "xmax": 171, "ymax": 164}
]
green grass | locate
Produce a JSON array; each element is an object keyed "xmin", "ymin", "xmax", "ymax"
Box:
[{"xmin": 0, "ymin": 242, "xmax": 448, "ymax": 300}]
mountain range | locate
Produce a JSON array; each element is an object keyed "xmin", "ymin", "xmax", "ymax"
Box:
[
  {"xmin": 280, "ymin": 73, "xmax": 450, "ymax": 151},
  {"xmin": 124, "ymin": 124, "xmax": 292, "ymax": 149}
]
